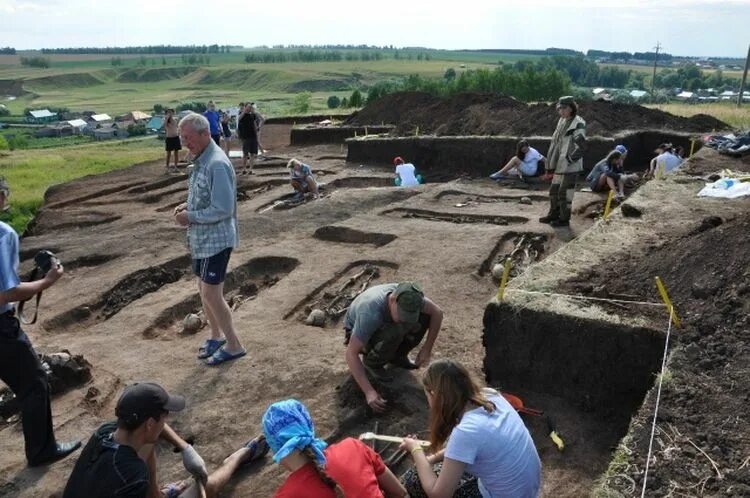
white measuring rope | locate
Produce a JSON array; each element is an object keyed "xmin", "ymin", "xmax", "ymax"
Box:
[
  {"xmin": 640, "ymin": 306, "xmax": 675, "ymax": 497},
  {"xmin": 505, "ymin": 288, "xmax": 665, "ymax": 307}
]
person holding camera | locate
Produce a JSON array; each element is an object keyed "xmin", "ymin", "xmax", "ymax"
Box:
[
  {"xmin": 173, "ymin": 114, "xmax": 246, "ymax": 366},
  {"xmin": 0, "ymin": 176, "xmax": 82, "ymax": 466}
]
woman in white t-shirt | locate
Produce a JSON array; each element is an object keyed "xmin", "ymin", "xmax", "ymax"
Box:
[
  {"xmin": 393, "ymin": 156, "xmax": 422, "ymax": 187},
  {"xmin": 490, "ymin": 140, "xmax": 545, "ymax": 180},
  {"xmin": 400, "ymin": 359, "xmax": 541, "ymax": 498}
]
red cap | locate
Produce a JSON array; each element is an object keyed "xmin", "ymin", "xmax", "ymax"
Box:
[{"xmin": 393, "ymin": 156, "xmax": 404, "ymax": 166}]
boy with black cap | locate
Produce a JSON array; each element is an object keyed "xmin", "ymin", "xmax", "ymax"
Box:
[
  {"xmin": 0, "ymin": 176, "xmax": 81, "ymax": 467},
  {"xmin": 344, "ymin": 282, "xmax": 444, "ymax": 413},
  {"xmin": 63, "ymin": 382, "xmax": 207, "ymax": 498}
]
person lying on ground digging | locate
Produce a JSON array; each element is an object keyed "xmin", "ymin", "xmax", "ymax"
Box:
[
  {"xmin": 399, "ymin": 359, "xmax": 541, "ymax": 498},
  {"xmin": 288, "ymin": 158, "xmax": 320, "ymax": 201},
  {"xmin": 62, "ymin": 381, "xmax": 268, "ymax": 498},
  {"xmin": 393, "ymin": 156, "xmax": 423, "ymax": 187},
  {"xmin": 489, "ymin": 139, "xmax": 546, "ymax": 181},
  {"xmin": 173, "ymin": 112, "xmax": 246, "ymax": 367},
  {"xmin": 344, "ymin": 282, "xmax": 444, "ymax": 413},
  {"xmin": 586, "ymin": 149, "xmax": 638, "ymax": 202},
  {"xmin": 0, "ymin": 176, "xmax": 82, "ymax": 467},
  {"xmin": 263, "ymin": 399, "xmax": 407, "ymax": 497},
  {"xmin": 539, "ymin": 95, "xmax": 587, "ymax": 228}
]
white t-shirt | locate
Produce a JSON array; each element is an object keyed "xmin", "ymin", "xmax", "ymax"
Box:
[
  {"xmin": 445, "ymin": 390, "xmax": 541, "ymax": 498},
  {"xmin": 519, "ymin": 147, "xmax": 544, "ymax": 176},
  {"xmin": 655, "ymin": 152, "xmax": 683, "ymax": 174},
  {"xmin": 396, "ymin": 163, "xmax": 419, "ymax": 187}
]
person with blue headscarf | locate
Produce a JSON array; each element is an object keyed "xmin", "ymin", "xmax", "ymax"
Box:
[{"xmin": 262, "ymin": 399, "xmax": 406, "ymax": 498}]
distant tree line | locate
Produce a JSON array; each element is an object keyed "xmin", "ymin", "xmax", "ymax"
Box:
[
  {"xmin": 244, "ymin": 49, "xmax": 436, "ymax": 64},
  {"xmin": 361, "ymin": 65, "xmax": 571, "ymax": 105},
  {"xmin": 41, "ymin": 45, "xmax": 231, "ymax": 54},
  {"xmin": 471, "ymin": 47, "xmax": 584, "ymax": 56},
  {"xmin": 587, "ymin": 49, "xmax": 674, "ymax": 61},
  {"xmin": 0, "ymin": 47, "xmax": 16, "ymax": 55}
]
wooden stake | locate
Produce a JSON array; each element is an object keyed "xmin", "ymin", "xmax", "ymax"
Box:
[
  {"xmin": 656, "ymin": 161, "xmax": 665, "ymax": 180},
  {"xmin": 655, "ymin": 277, "xmax": 681, "ymax": 328},
  {"xmin": 415, "ymin": 125, "xmax": 419, "ymax": 136},
  {"xmin": 738, "ymin": 43, "xmax": 749, "ymax": 108},
  {"xmin": 689, "ymin": 138, "xmax": 696, "ymax": 158},
  {"xmin": 365, "ymin": 126, "xmax": 368, "ymax": 136},
  {"xmin": 603, "ymin": 190, "xmax": 615, "ymax": 221},
  {"xmin": 495, "ymin": 258, "xmax": 512, "ymax": 301}
]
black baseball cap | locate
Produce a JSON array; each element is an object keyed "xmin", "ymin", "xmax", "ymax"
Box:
[
  {"xmin": 393, "ymin": 282, "xmax": 425, "ymax": 323},
  {"xmin": 115, "ymin": 382, "xmax": 185, "ymax": 423}
]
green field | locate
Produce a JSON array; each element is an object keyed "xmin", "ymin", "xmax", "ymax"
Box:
[
  {"xmin": 0, "ymin": 49, "xmax": 509, "ymax": 116},
  {"xmin": 0, "ymin": 139, "xmax": 162, "ymax": 232}
]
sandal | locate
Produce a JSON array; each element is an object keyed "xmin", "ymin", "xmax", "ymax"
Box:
[
  {"xmin": 205, "ymin": 347, "xmax": 247, "ymax": 366},
  {"xmin": 240, "ymin": 435, "xmax": 270, "ymax": 467},
  {"xmin": 197, "ymin": 338, "xmax": 226, "ymax": 359}
]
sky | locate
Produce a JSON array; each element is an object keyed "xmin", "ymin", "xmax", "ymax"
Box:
[{"xmin": 1, "ymin": 0, "xmax": 749, "ymax": 58}]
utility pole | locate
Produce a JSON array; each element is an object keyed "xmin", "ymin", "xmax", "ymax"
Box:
[
  {"xmin": 650, "ymin": 41, "xmax": 662, "ymax": 97},
  {"xmin": 738, "ymin": 43, "xmax": 749, "ymax": 108}
]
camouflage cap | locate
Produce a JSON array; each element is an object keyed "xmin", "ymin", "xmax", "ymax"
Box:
[
  {"xmin": 0, "ymin": 176, "xmax": 8, "ymax": 193},
  {"xmin": 393, "ymin": 282, "xmax": 424, "ymax": 323},
  {"xmin": 557, "ymin": 95, "xmax": 576, "ymax": 107}
]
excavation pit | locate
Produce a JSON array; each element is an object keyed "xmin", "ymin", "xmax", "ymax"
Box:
[
  {"xmin": 483, "ymin": 301, "xmax": 665, "ymax": 494},
  {"xmin": 313, "ymin": 225, "xmax": 397, "ymax": 247},
  {"xmin": 477, "ymin": 232, "xmax": 553, "ymax": 278},
  {"xmin": 284, "ymin": 260, "xmax": 399, "ymax": 327},
  {"xmin": 381, "ymin": 207, "xmax": 528, "ymax": 226}
]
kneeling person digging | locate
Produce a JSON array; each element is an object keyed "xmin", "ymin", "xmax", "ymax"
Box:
[{"xmin": 344, "ymin": 282, "xmax": 443, "ymax": 413}]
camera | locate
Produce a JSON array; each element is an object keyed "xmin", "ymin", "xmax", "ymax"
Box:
[{"xmin": 34, "ymin": 250, "xmax": 60, "ymax": 274}]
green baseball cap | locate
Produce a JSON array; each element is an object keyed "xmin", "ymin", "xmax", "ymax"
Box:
[{"xmin": 393, "ymin": 282, "xmax": 424, "ymax": 323}]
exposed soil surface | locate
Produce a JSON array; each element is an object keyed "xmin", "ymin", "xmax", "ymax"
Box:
[
  {"xmin": 346, "ymin": 91, "xmax": 730, "ymax": 137},
  {"xmin": 561, "ymin": 212, "xmax": 750, "ymax": 497},
  {"xmin": 0, "ymin": 124, "xmax": 599, "ymax": 497}
]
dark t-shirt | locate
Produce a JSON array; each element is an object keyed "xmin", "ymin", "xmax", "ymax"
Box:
[
  {"xmin": 238, "ymin": 113, "xmax": 258, "ymax": 141},
  {"xmin": 63, "ymin": 422, "xmax": 149, "ymax": 498}
]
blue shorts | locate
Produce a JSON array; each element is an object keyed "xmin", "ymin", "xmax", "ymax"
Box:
[{"xmin": 192, "ymin": 248, "xmax": 232, "ymax": 284}]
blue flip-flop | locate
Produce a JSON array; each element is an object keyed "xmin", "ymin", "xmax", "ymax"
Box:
[
  {"xmin": 197, "ymin": 338, "xmax": 226, "ymax": 359},
  {"xmin": 205, "ymin": 347, "xmax": 247, "ymax": 366},
  {"xmin": 240, "ymin": 435, "xmax": 270, "ymax": 468}
]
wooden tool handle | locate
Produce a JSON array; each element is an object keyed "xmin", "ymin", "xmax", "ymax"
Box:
[{"xmin": 361, "ymin": 433, "xmax": 430, "ymax": 447}]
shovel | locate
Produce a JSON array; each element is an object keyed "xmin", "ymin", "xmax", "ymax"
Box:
[{"xmin": 501, "ymin": 392, "xmax": 565, "ymax": 452}]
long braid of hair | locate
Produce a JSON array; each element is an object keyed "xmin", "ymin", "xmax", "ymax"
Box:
[{"xmin": 302, "ymin": 447, "xmax": 344, "ymax": 498}]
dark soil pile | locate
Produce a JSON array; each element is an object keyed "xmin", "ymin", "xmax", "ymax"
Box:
[
  {"xmin": 347, "ymin": 92, "xmax": 730, "ymax": 137},
  {"xmin": 563, "ymin": 214, "xmax": 750, "ymax": 496}
]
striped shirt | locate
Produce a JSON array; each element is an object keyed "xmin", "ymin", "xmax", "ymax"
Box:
[
  {"xmin": 0, "ymin": 221, "xmax": 20, "ymax": 314},
  {"xmin": 186, "ymin": 140, "xmax": 239, "ymax": 259}
]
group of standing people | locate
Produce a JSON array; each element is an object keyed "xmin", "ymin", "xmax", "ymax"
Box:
[{"xmin": 162, "ymin": 100, "xmax": 265, "ymax": 175}]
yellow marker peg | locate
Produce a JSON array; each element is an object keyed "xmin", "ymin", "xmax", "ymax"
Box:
[
  {"xmin": 603, "ymin": 190, "xmax": 615, "ymax": 221},
  {"xmin": 495, "ymin": 258, "xmax": 512, "ymax": 301},
  {"xmin": 689, "ymin": 138, "xmax": 696, "ymax": 158},
  {"xmin": 365, "ymin": 126, "xmax": 368, "ymax": 136},
  {"xmin": 415, "ymin": 125, "xmax": 420, "ymax": 136},
  {"xmin": 656, "ymin": 161, "xmax": 665, "ymax": 180},
  {"xmin": 655, "ymin": 276, "xmax": 681, "ymax": 328},
  {"xmin": 550, "ymin": 431, "xmax": 565, "ymax": 451}
]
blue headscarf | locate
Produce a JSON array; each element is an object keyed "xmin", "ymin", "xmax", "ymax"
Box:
[{"xmin": 262, "ymin": 399, "xmax": 328, "ymax": 465}]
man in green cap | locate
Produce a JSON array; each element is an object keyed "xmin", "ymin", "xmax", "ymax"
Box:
[
  {"xmin": 344, "ymin": 282, "xmax": 444, "ymax": 413},
  {"xmin": 540, "ymin": 96, "xmax": 587, "ymax": 227}
]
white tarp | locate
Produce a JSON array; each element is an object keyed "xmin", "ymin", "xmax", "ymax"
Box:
[{"xmin": 698, "ymin": 178, "xmax": 750, "ymax": 198}]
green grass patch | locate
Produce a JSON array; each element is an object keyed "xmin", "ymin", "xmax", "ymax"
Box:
[{"xmin": 0, "ymin": 139, "xmax": 162, "ymax": 232}]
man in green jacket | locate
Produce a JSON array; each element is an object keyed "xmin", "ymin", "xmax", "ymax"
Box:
[{"xmin": 539, "ymin": 96, "xmax": 587, "ymax": 227}]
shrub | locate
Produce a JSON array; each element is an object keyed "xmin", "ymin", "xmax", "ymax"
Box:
[
  {"xmin": 444, "ymin": 68, "xmax": 456, "ymax": 82},
  {"xmin": 291, "ymin": 92, "xmax": 312, "ymax": 113},
  {"xmin": 7, "ymin": 135, "xmax": 29, "ymax": 150},
  {"xmin": 153, "ymin": 104, "xmax": 165, "ymax": 114},
  {"xmin": 327, "ymin": 96, "xmax": 341, "ymax": 109},
  {"xmin": 0, "ymin": 106, "xmax": 10, "ymax": 117},
  {"xmin": 349, "ymin": 89, "xmax": 363, "ymax": 108},
  {"xmin": 176, "ymin": 101, "xmax": 207, "ymax": 113},
  {"xmin": 20, "ymin": 56, "xmax": 50, "ymax": 68},
  {"xmin": 127, "ymin": 124, "xmax": 147, "ymax": 136},
  {"xmin": 340, "ymin": 97, "xmax": 349, "ymax": 108},
  {"xmin": 0, "ymin": 135, "xmax": 8, "ymax": 150}
]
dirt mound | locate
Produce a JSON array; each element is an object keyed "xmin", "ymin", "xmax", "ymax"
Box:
[{"xmin": 347, "ymin": 92, "xmax": 730, "ymax": 137}]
